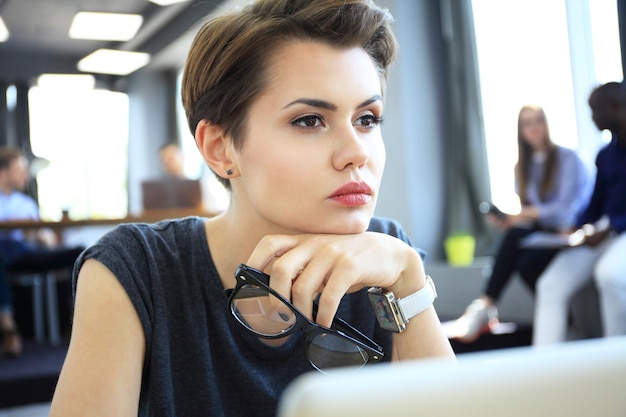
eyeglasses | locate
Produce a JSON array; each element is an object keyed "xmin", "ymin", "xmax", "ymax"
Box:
[{"xmin": 224, "ymin": 264, "xmax": 384, "ymax": 373}]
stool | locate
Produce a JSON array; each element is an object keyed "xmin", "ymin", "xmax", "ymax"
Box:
[{"xmin": 8, "ymin": 271, "xmax": 61, "ymax": 345}]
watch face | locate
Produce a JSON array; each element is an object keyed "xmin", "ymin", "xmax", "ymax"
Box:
[{"xmin": 368, "ymin": 290, "xmax": 403, "ymax": 333}]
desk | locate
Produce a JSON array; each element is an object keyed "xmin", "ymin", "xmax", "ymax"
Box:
[{"xmin": 0, "ymin": 208, "xmax": 218, "ymax": 230}]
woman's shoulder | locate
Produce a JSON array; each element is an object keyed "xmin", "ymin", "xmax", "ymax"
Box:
[
  {"xmin": 555, "ymin": 145, "xmax": 582, "ymax": 161},
  {"xmin": 104, "ymin": 216, "xmax": 205, "ymax": 240},
  {"xmin": 555, "ymin": 145, "xmax": 586, "ymax": 169},
  {"xmin": 93, "ymin": 216, "xmax": 207, "ymax": 258},
  {"xmin": 369, "ymin": 216, "xmax": 426, "ymax": 259}
]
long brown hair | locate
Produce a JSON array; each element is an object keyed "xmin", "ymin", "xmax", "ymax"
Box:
[{"xmin": 514, "ymin": 105, "xmax": 558, "ymax": 203}]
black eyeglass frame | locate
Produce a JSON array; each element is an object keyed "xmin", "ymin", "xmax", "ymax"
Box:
[{"xmin": 225, "ymin": 264, "xmax": 384, "ymax": 371}]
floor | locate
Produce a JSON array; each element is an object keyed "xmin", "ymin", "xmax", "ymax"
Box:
[
  {"xmin": 0, "ymin": 340, "xmax": 68, "ymax": 410},
  {"xmin": 0, "ymin": 403, "xmax": 50, "ymax": 417}
]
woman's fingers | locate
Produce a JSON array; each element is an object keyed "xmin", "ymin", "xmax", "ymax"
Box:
[{"xmin": 246, "ymin": 232, "xmax": 420, "ymax": 327}]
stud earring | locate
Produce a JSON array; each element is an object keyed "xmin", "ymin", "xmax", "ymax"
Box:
[{"xmin": 226, "ymin": 169, "xmax": 233, "ymax": 176}]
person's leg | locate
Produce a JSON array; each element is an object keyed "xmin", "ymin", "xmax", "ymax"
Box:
[
  {"xmin": 593, "ymin": 233, "xmax": 626, "ymax": 337},
  {"xmin": 533, "ymin": 243, "xmax": 605, "ymax": 345},
  {"xmin": 0, "ymin": 265, "xmax": 11, "ymax": 318},
  {"xmin": 483, "ymin": 227, "xmax": 536, "ymax": 301},
  {"xmin": 0, "ymin": 267, "xmax": 22, "ymax": 357},
  {"xmin": 452, "ymin": 227, "xmax": 535, "ymax": 342},
  {"xmin": 516, "ymin": 248, "xmax": 559, "ymax": 294}
]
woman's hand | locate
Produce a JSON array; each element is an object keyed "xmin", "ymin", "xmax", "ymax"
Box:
[
  {"xmin": 245, "ymin": 232, "xmax": 425, "ymax": 328},
  {"xmin": 486, "ymin": 212, "xmax": 511, "ymax": 230}
]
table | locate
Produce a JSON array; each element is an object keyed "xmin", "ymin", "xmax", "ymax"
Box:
[{"xmin": 0, "ymin": 208, "xmax": 218, "ymax": 230}]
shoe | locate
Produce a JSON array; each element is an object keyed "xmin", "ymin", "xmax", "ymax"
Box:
[
  {"xmin": 451, "ymin": 299, "xmax": 499, "ymax": 343},
  {"xmin": 2, "ymin": 329, "xmax": 23, "ymax": 358}
]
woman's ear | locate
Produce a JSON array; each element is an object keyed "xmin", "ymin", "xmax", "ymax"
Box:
[{"xmin": 195, "ymin": 120, "xmax": 236, "ymax": 179}]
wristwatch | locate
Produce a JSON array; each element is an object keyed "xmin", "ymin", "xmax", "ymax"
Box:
[{"xmin": 367, "ymin": 276, "xmax": 437, "ymax": 333}]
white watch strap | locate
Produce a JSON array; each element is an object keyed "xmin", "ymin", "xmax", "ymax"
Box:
[{"xmin": 396, "ymin": 276, "xmax": 437, "ymax": 322}]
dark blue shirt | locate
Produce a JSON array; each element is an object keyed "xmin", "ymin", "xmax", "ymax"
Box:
[
  {"xmin": 73, "ymin": 216, "xmax": 416, "ymax": 417},
  {"xmin": 576, "ymin": 134, "xmax": 626, "ymax": 234}
]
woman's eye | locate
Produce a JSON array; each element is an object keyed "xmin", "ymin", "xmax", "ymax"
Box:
[
  {"xmin": 355, "ymin": 114, "xmax": 383, "ymax": 128},
  {"xmin": 292, "ymin": 115, "xmax": 324, "ymax": 129}
]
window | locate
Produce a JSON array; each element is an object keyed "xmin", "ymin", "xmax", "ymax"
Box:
[
  {"xmin": 472, "ymin": 0, "xmax": 622, "ymax": 213},
  {"xmin": 29, "ymin": 86, "xmax": 129, "ymax": 220},
  {"xmin": 175, "ymin": 70, "xmax": 230, "ymax": 212},
  {"xmin": 176, "ymin": 71, "xmax": 204, "ymax": 179}
]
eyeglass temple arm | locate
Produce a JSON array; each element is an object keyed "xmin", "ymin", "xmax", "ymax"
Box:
[{"xmin": 312, "ymin": 300, "xmax": 384, "ymax": 352}]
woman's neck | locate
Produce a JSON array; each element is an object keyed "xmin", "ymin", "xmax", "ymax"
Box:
[{"xmin": 204, "ymin": 206, "xmax": 285, "ymax": 289}]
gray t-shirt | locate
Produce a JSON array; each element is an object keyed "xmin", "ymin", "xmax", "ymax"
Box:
[{"xmin": 73, "ymin": 216, "xmax": 416, "ymax": 417}]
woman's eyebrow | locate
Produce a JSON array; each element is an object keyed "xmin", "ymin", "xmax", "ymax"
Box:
[
  {"xmin": 282, "ymin": 98, "xmax": 337, "ymax": 110},
  {"xmin": 357, "ymin": 95, "xmax": 383, "ymax": 108},
  {"xmin": 282, "ymin": 95, "xmax": 382, "ymax": 111}
]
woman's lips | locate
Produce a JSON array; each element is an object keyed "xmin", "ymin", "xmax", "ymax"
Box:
[{"xmin": 329, "ymin": 182, "xmax": 372, "ymax": 206}]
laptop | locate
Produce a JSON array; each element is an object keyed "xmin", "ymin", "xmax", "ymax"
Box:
[
  {"xmin": 278, "ymin": 336, "xmax": 626, "ymax": 417},
  {"xmin": 141, "ymin": 178, "xmax": 203, "ymax": 210}
]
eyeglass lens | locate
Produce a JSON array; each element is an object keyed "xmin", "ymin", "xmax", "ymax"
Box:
[
  {"xmin": 231, "ymin": 283, "xmax": 297, "ymax": 337},
  {"xmin": 230, "ymin": 281, "xmax": 372, "ymax": 372}
]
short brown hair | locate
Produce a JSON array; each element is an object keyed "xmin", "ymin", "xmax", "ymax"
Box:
[{"xmin": 181, "ymin": 0, "xmax": 397, "ymax": 185}]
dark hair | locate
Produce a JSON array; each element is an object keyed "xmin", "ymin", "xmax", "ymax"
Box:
[
  {"xmin": 181, "ymin": 0, "xmax": 398, "ymax": 187},
  {"xmin": 588, "ymin": 81, "xmax": 626, "ymax": 133},
  {"xmin": 0, "ymin": 147, "xmax": 25, "ymax": 170}
]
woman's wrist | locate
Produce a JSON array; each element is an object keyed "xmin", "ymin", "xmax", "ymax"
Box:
[{"xmin": 384, "ymin": 247, "xmax": 427, "ymax": 299}]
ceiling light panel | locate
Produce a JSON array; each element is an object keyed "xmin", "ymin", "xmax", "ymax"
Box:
[
  {"xmin": 37, "ymin": 74, "xmax": 96, "ymax": 90},
  {"xmin": 78, "ymin": 49, "xmax": 150, "ymax": 76},
  {"xmin": 149, "ymin": 0, "xmax": 190, "ymax": 5},
  {"xmin": 69, "ymin": 12, "xmax": 143, "ymax": 41},
  {"xmin": 0, "ymin": 16, "xmax": 9, "ymax": 42}
]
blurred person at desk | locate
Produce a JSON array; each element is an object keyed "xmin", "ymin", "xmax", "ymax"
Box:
[
  {"xmin": 0, "ymin": 146, "xmax": 84, "ymax": 356},
  {"xmin": 159, "ymin": 142, "xmax": 187, "ymax": 179},
  {"xmin": 157, "ymin": 141, "xmax": 229, "ymax": 214},
  {"xmin": 451, "ymin": 105, "xmax": 590, "ymax": 342}
]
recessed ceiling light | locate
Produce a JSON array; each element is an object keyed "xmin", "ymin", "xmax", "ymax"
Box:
[
  {"xmin": 37, "ymin": 74, "xmax": 96, "ymax": 90},
  {"xmin": 0, "ymin": 17, "xmax": 9, "ymax": 42},
  {"xmin": 149, "ymin": 0, "xmax": 190, "ymax": 5},
  {"xmin": 69, "ymin": 12, "xmax": 143, "ymax": 41},
  {"xmin": 77, "ymin": 49, "xmax": 150, "ymax": 76}
]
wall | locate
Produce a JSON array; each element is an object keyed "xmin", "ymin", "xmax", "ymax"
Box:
[
  {"xmin": 374, "ymin": 0, "xmax": 448, "ymax": 260},
  {"xmin": 126, "ymin": 71, "xmax": 173, "ymax": 214}
]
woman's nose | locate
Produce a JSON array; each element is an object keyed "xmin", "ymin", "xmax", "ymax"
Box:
[{"xmin": 332, "ymin": 127, "xmax": 369, "ymax": 171}]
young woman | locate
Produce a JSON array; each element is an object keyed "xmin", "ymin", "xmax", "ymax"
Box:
[
  {"xmin": 451, "ymin": 105, "xmax": 590, "ymax": 342},
  {"xmin": 49, "ymin": 1, "xmax": 455, "ymax": 416}
]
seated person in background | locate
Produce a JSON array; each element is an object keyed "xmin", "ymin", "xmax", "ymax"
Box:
[
  {"xmin": 49, "ymin": 1, "xmax": 455, "ymax": 415},
  {"xmin": 0, "ymin": 146, "xmax": 84, "ymax": 357},
  {"xmin": 158, "ymin": 141, "xmax": 229, "ymax": 214},
  {"xmin": 159, "ymin": 142, "xmax": 187, "ymax": 179},
  {"xmin": 452, "ymin": 105, "xmax": 591, "ymax": 342},
  {"xmin": 533, "ymin": 81, "xmax": 626, "ymax": 345}
]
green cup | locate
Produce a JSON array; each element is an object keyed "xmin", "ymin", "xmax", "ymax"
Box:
[{"xmin": 444, "ymin": 234, "xmax": 475, "ymax": 266}]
